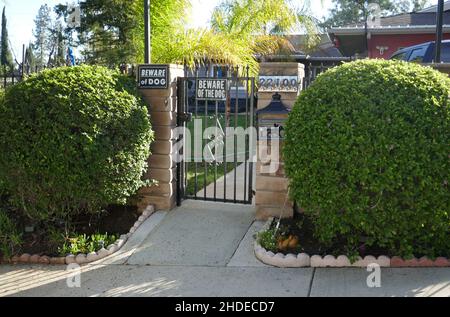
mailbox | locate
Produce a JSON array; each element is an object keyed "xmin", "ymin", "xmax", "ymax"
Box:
[{"xmin": 256, "ymin": 93, "xmax": 291, "ymax": 140}]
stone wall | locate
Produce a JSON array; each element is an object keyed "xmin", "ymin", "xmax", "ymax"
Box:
[
  {"xmin": 137, "ymin": 64, "xmax": 184, "ymax": 211},
  {"xmin": 255, "ymin": 62, "xmax": 305, "ymax": 220}
]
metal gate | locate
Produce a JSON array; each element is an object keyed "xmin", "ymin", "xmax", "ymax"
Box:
[{"xmin": 176, "ymin": 66, "xmax": 256, "ymax": 205}]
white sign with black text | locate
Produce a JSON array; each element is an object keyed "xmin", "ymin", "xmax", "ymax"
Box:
[
  {"xmin": 196, "ymin": 79, "xmax": 228, "ymax": 101},
  {"xmin": 138, "ymin": 65, "xmax": 169, "ymax": 89}
]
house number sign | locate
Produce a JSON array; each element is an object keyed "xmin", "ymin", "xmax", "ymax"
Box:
[{"xmin": 258, "ymin": 76, "xmax": 300, "ymax": 92}]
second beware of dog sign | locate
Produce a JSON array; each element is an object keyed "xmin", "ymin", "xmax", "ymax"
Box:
[{"xmin": 196, "ymin": 79, "xmax": 228, "ymax": 101}]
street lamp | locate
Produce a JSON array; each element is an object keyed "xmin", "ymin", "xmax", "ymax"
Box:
[
  {"xmin": 435, "ymin": 0, "xmax": 444, "ymax": 63},
  {"xmin": 144, "ymin": 0, "xmax": 151, "ymax": 64}
]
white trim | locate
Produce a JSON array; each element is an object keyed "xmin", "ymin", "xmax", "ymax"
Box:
[{"xmin": 329, "ymin": 25, "xmax": 450, "ymax": 35}]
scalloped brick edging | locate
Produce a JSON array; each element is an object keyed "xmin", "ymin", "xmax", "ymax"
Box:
[
  {"xmin": 4, "ymin": 205, "xmax": 156, "ymax": 266},
  {"xmin": 254, "ymin": 218, "xmax": 450, "ymax": 268}
]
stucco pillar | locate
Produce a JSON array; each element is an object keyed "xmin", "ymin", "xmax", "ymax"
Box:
[
  {"xmin": 255, "ymin": 62, "xmax": 305, "ymax": 220},
  {"xmin": 136, "ymin": 64, "xmax": 184, "ymax": 211}
]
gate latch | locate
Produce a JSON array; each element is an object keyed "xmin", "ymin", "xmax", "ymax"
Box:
[{"xmin": 178, "ymin": 112, "xmax": 193, "ymax": 123}]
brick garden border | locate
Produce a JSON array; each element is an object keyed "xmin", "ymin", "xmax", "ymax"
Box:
[
  {"xmin": 254, "ymin": 218, "xmax": 450, "ymax": 268},
  {"xmin": 2, "ymin": 205, "xmax": 156, "ymax": 266}
]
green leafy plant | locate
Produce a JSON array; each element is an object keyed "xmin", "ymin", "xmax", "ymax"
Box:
[
  {"xmin": 58, "ymin": 233, "xmax": 118, "ymax": 256},
  {"xmin": 0, "ymin": 66, "xmax": 153, "ymax": 223},
  {"xmin": 284, "ymin": 59, "xmax": 450, "ymax": 259},
  {"xmin": 257, "ymin": 228, "xmax": 278, "ymax": 253},
  {"xmin": 0, "ymin": 208, "xmax": 22, "ymax": 260}
]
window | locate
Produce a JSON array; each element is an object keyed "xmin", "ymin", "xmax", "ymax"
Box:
[
  {"xmin": 408, "ymin": 47, "xmax": 427, "ymax": 63},
  {"xmin": 391, "ymin": 52, "xmax": 407, "ymax": 61},
  {"xmin": 440, "ymin": 43, "xmax": 450, "ymax": 62}
]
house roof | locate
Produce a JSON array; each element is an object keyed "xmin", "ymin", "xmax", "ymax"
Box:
[
  {"xmin": 328, "ymin": 1, "xmax": 450, "ymax": 35},
  {"xmin": 418, "ymin": 1, "xmax": 450, "ymax": 13},
  {"xmin": 284, "ymin": 34, "xmax": 343, "ymax": 57}
]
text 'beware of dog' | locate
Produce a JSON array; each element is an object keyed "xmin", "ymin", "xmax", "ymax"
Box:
[
  {"xmin": 138, "ymin": 65, "xmax": 169, "ymax": 89},
  {"xmin": 196, "ymin": 79, "xmax": 228, "ymax": 101}
]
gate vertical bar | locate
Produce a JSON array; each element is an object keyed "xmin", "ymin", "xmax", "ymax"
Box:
[
  {"xmin": 233, "ymin": 67, "xmax": 239, "ymax": 203},
  {"xmin": 223, "ymin": 66, "xmax": 230, "ymax": 201},
  {"xmin": 244, "ymin": 66, "xmax": 249, "ymax": 203},
  {"xmin": 248, "ymin": 77, "xmax": 255, "ymax": 204},
  {"xmin": 184, "ymin": 67, "xmax": 189, "ymax": 195},
  {"xmin": 176, "ymin": 77, "xmax": 184, "ymax": 206},
  {"xmin": 214, "ymin": 67, "xmax": 219, "ymax": 201},
  {"xmin": 204, "ymin": 64, "xmax": 209, "ymax": 200},
  {"xmin": 194, "ymin": 67, "xmax": 199, "ymax": 199}
]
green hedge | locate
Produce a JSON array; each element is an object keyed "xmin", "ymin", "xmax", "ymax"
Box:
[
  {"xmin": 0, "ymin": 66, "xmax": 153, "ymax": 222},
  {"xmin": 0, "ymin": 208, "xmax": 22, "ymax": 259},
  {"xmin": 284, "ymin": 60, "xmax": 450, "ymax": 258}
]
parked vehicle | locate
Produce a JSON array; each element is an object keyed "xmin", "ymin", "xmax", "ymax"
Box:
[{"xmin": 390, "ymin": 40, "xmax": 450, "ymax": 63}]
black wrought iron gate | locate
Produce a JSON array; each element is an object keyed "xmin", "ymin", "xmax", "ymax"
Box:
[{"xmin": 176, "ymin": 67, "xmax": 256, "ymax": 206}]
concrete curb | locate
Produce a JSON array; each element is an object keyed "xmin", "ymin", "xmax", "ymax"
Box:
[
  {"xmin": 254, "ymin": 218, "xmax": 450, "ymax": 268},
  {"xmin": 5, "ymin": 205, "xmax": 156, "ymax": 266}
]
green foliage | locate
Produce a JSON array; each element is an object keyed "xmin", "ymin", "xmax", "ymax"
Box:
[
  {"xmin": 56, "ymin": 0, "xmax": 319, "ymax": 76},
  {"xmin": 1, "ymin": 7, "xmax": 14, "ymax": 71},
  {"xmin": 58, "ymin": 232, "xmax": 117, "ymax": 256},
  {"xmin": 257, "ymin": 228, "xmax": 278, "ymax": 253},
  {"xmin": 0, "ymin": 208, "xmax": 22, "ymax": 260},
  {"xmin": 0, "ymin": 65, "xmax": 153, "ymax": 222},
  {"xmin": 32, "ymin": 4, "xmax": 53, "ymax": 67},
  {"xmin": 284, "ymin": 60, "xmax": 450, "ymax": 258}
]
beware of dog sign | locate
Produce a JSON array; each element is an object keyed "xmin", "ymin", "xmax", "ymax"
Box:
[
  {"xmin": 196, "ymin": 79, "xmax": 228, "ymax": 101},
  {"xmin": 138, "ymin": 65, "xmax": 169, "ymax": 89}
]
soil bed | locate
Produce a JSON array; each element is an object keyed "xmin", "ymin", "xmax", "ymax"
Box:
[
  {"xmin": 20, "ymin": 205, "xmax": 139, "ymax": 257},
  {"xmin": 269, "ymin": 213, "xmax": 393, "ymax": 258}
]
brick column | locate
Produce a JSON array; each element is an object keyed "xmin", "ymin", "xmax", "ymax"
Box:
[
  {"xmin": 137, "ymin": 64, "xmax": 184, "ymax": 211},
  {"xmin": 255, "ymin": 62, "xmax": 305, "ymax": 220}
]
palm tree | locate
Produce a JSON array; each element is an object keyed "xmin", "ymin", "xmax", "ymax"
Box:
[
  {"xmin": 68, "ymin": 0, "xmax": 321, "ymax": 75},
  {"xmin": 208, "ymin": 0, "xmax": 322, "ymax": 74}
]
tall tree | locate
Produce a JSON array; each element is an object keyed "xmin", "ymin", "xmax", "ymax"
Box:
[
  {"xmin": 1, "ymin": 6, "xmax": 14, "ymax": 71},
  {"xmin": 57, "ymin": 0, "xmax": 318, "ymax": 75},
  {"xmin": 322, "ymin": 0, "xmax": 430, "ymax": 28},
  {"xmin": 24, "ymin": 44, "xmax": 36, "ymax": 73},
  {"xmin": 210, "ymin": 0, "xmax": 321, "ymax": 67},
  {"xmin": 32, "ymin": 4, "xmax": 52, "ymax": 68}
]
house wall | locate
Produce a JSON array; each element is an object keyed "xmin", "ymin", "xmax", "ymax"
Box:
[{"xmin": 368, "ymin": 33, "xmax": 450, "ymax": 59}]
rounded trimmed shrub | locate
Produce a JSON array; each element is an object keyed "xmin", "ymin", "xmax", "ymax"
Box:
[
  {"xmin": 284, "ymin": 60, "xmax": 450, "ymax": 258},
  {"xmin": 0, "ymin": 66, "xmax": 153, "ymax": 221}
]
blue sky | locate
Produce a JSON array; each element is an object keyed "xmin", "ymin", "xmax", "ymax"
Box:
[{"xmin": 1, "ymin": 0, "xmax": 439, "ymax": 61}]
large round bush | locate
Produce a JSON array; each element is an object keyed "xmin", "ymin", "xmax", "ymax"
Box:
[
  {"xmin": 284, "ymin": 60, "xmax": 450, "ymax": 258},
  {"xmin": 0, "ymin": 66, "xmax": 153, "ymax": 221}
]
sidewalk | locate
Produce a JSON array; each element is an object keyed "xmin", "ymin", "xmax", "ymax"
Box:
[{"xmin": 0, "ymin": 201, "xmax": 449, "ymax": 297}]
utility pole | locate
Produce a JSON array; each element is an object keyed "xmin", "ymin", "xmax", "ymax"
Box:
[
  {"xmin": 144, "ymin": 0, "xmax": 151, "ymax": 64},
  {"xmin": 435, "ymin": 0, "xmax": 444, "ymax": 63}
]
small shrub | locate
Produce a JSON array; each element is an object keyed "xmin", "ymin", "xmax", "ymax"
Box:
[
  {"xmin": 0, "ymin": 208, "xmax": 22, "ymax": 259},
  {"xmin": 58, "ymin": 233, "xmax": 118, "ymax": 256},
  {"xmin": 0, "ymin": 66, "xmax": 153, "ymax": 222},
  {"xmin": 257, "ymin": 228, "xmax": 278, "ymax": 253},
  {"xmin": 284, "ymin": 60, "xmax": 450, "ymax": 258}
]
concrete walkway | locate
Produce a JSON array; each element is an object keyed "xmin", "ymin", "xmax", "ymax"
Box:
[
  {"xmin": 196, "ymin": 162, "xmax": 256, "ymax": 203},
  {"xmin": 0, "ymin": 201, "xmax": 449, "ymax": 297}
]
